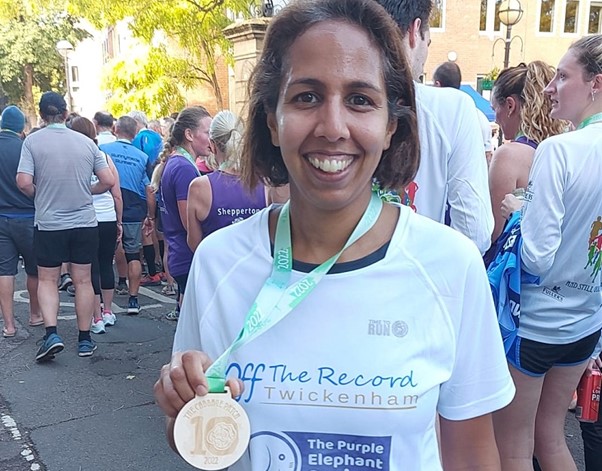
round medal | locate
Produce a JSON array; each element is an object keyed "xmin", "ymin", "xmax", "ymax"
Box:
[{"xmin": 173, "ymin": 389, "xmax": 251, "ymax": 470}]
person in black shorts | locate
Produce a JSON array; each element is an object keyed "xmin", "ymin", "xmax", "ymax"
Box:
[
  {"xmin": 16, "ymin": 92, "xmax": 115, "ymax": 360},
  {"xmin": 0, "ymin": 105, "xmax": 43, "ymax": 337}
]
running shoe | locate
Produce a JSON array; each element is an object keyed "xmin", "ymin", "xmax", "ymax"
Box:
[
  {"xmin": 102, "ymin": 311, "xmax": 117, "ymax": 327},
  {"xmin": 78, "ymin": 339, "xmax": 97, "ymax": 357},
  {"xmin": 165, "ymin": 308, "xmax": 179, "ymax": 321},
  {"xmin": 91, "ymin": 318, "xmax": 106, "ymax": 334},
  {"xmin": 140, "ymin": 274, "xmax": 162, "ymax": 286},
  {"xmin": 35, "ymin": 333, "xmax": 65, "ymax": 362},
  {"xmin": 58, "ymin": 273, "xmax": 73, "ymax": 291},
  {"xmin": 127, "ymin": 297, "xmax": 140, "ymax": 315},
  {"xmin": 66, "ymin": 285, "xmax": 76, "ymax": 297},
  {"xmin": 115, "ymin": 281, "xmax": 128, "ymax": 295},
  {"xmin": 161, "ymin": 284, "xmax": 177, "ymax": 296}
]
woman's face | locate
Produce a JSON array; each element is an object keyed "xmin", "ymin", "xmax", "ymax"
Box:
[
  {"xmin": 267, "ymin": 20, "xmax": 397, "ymax": 213},
  {"xmin": 545, "ymin": 49, "xmax": 594, "ymax": 126},
  {"xmin": 491, "ymin": 92, "xmax": 520, "ymax": 140},
  {"xmin": 188, "ymin": 116, "xmax": 212, "ymax": 158}
]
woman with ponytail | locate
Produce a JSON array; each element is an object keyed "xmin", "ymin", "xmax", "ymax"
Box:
[
  {"xmin": 152, "ymin": 106, "xmax": 212, "ymax": 320},
  {"xmin": 186, "ymin": 110, "xmax": 267, "ymax": 252},
  {"xmin": 488, "ymin": 61, "xmax": 567, "ymax": 244}
]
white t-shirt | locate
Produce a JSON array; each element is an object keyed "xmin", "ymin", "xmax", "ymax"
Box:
[
  {"xmin": 477, "ymin": 109, "xmax": 493, "ymax": 152},
  {"xmin": 520, "ymin": 123, "xmax": 602, "ymax": 343},
  {"xmin": 413, "ymin": 83, "xmax": 494, "ymax": 254},
  {"xmin": 174, "ymin": 204, "xmax": 514, "ymax": 471},
  {"xmin": 97, "ymin": 131, "xmax": 117, "ymax": 146}
]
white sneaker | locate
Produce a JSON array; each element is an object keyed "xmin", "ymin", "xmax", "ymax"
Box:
[
  {"xmin": 102, "ymin": 311, "xmax": 116, "ymax": 327},
  {"xmin": 91, "ymin": 318, "xmax": 106, "ymax": 334}
]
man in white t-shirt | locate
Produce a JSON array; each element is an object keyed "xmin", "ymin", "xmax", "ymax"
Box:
[
  {"xmin": 93, "ymin": 111, "xmax": 117, "ymax": 146},
  {"xmin": 377, "ymin": 0, "xmax": 494, "ymax": 254},
  {"xmin": 432, "ymin": 61, "xmax": 494, "ymax": 165}
]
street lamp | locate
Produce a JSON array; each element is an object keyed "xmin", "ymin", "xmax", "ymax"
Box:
[
  {"xmin": 498, "ymin": 0, "xmax": 524, "ymax": 69},
  {"xmin": 56, "ymin": 39, "xmax": 74, "ymax": 110}
]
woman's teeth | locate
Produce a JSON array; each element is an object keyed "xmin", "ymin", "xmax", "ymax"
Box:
[{"xmin": 308, "ymin": 157, "xmax": 351, "ymax": 173}]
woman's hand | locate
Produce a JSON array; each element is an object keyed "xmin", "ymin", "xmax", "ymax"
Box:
[
  {"xmin": 585, "ymin": 356, "xmax": 602, "ymax": 374},
  {"xmin": 500, "ymin": 194, "xmax": 523, "ymax": 220},
  {"xmin": 154, "ymin": 350, "xmax": 244, "ymax": 419}
]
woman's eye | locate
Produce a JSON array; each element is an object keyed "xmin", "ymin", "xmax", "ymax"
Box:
[
  {"xmin": 294, "ymin": 92, "xmax": 317, "ymax": 103},
  {"xmin": 348, "ymin": 95, "xmax": 372, "ymax": 106}
]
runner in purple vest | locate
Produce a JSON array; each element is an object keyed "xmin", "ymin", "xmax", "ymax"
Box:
[
  {"xmin": 187, "ymin": 110, "xmax": 266, "ymax": 252},
  {"xmin": 152, "ymin": 106, "xmax": 213, "ymax": 321}
]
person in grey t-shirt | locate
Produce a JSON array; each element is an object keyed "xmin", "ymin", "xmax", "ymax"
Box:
[{"xmin": 16, "ymin": 91, "xmax": 115, "ymax": 362}]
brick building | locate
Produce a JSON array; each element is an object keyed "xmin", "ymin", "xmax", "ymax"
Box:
[{"xmin": 425, "ymin": 0, "xmax": 601, "ymax": 88}]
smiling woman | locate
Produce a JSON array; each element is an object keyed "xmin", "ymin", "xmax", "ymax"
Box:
[{"xmin": 154, "ymin": 1, "xmax": 515, "ymax": 469}]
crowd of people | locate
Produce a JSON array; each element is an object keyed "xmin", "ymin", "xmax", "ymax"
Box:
[{"xmin": 2, "ymin": 0, "xmax": 602, "ymax": 469}]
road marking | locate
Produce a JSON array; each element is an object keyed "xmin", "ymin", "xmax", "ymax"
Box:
[
  {"xmin": 138, "ymin": 286, "xmax": 177, "ymax": 304},
  {"xmin": 13, "ymin": 289, "xmax": 171, "ymax": 317},
  {"xmin": 1, "ymin": 414, "xmax": 41, "ymax": 470}
]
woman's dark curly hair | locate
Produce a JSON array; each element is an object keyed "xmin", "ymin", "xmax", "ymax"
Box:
[{"xmin": 241, "ymin": 0, "xmax": 419, "ymax": 194}]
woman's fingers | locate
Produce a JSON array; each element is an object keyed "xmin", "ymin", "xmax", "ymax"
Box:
[{"xmin": 154, "ymin": 351, "xmax": 213, "ymax": 418}]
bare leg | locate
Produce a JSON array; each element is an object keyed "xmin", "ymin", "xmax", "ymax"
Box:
[
  {"xmin": 493, "ymin": 364, "xmax": 545, "ymax": 471},
  {"xmin": 0, "ymin": 276, "xmax": 16, "ymax": 334},
  {"xmin": 115, "ymin": 246, "xmax": 127, "ymax": 279},
  {"xmin": 128, "ymin": 260, "xmax": 141, "ymax": 296},
  {"xmin": 70, "ymin": 263, "xmax": 95, "ymax": 331},
  {"xmin": 37, "ymin": 266, "xmax": 61, "ymax": 327},
  {"xmin": 163, "ymin": 243, "xmax": 175, "ymax": 287},
  {"xmin": 534, "ymin": 363, "xmax": 589, "ymax": 471},
  {"xmin": 26, "ymin": 274, "xmax": 42, "ymax": 325}
]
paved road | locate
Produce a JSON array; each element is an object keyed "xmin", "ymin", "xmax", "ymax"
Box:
[{"xmin": 0, "ymin": 271, "xmax": 589, "ymax": 470}]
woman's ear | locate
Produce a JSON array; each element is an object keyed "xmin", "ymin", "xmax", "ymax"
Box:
[
  {"xmin": 184, "ymin": 128, "xmax": 194, "ymax": 142},
  {"xmin": 267, "ymin": 112, "xmax": 280, "ymax": 147},
  {"xmin": 505, "ymin": 96, "xmax": 518, "ymax": 117}
]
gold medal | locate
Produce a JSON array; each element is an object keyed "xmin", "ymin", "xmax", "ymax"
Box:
[{"xmin": 173, "ymin": 389, "xmax": 251, "ymax": 470}]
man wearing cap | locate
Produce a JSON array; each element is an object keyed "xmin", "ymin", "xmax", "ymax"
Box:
[
  {"xmin": 0, "ymin": 105, "xmax": 42, "ymax": 338},
  {"xmin": 16, "ymin": 91, "xmax": 115, "ymax": 361}
]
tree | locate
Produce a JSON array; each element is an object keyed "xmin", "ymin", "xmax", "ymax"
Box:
[
  {"xmin": 102, "ymin": 45, "xmax": 192, "ymax": 117},
  {"xmin": 65, "ymin": 0, "xmax": 255, "ymax": 111},
  {"xmin": 0, "ymin": 0, "xmax": 88, "ymax": 125}
]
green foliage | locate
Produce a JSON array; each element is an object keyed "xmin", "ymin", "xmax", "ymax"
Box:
[
  {"xmin": 484, "ymin": 66, "xmax": 501, "ymax": 81},
  {"xmin": 102, "ymin": 46, "xmax": 191, "ymax": 118},
  {"xmin": 65, "ymin": 0, "xmax": 255, "ymax": 110},
  {"xmin": 0, "ymin": 0, "xmax": 88, "ymax": 116}
]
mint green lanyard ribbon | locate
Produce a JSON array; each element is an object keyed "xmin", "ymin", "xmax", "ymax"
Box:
[
  {"xmin": 176, "ymin": 146, "xmax": 199, "ymax": 171},
  {"xmin": 204, "ymin": 192, "xmax": 383, "ymax": 392},
  {"xmin": 577, "ymin": 113, "xmax": 602, "ymax": 130}
]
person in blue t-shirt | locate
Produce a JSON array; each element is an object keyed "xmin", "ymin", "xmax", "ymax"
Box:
[
  {"xmin": 128, "ymin": 110, "xmax": 163, "ymax": 169},
  {"xmin": 100, "ymin": 116, "xmax": 156, "ymax": 316}
]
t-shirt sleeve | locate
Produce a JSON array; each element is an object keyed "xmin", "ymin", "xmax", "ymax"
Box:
[
  {"xmin": 520, "ymin": 140, "xmax": 566, "ymax": 276},
  {"xmin": 438, "ymin": 250, "xmax": 515, "ymax": 420},
  {"xmin": 17, "ymin": 139, "xmax": 35, "ymax": 176},
  {"xmin": 446, "ymin": 94, "xmax": 494, "ymax": 255},
  {"xmin": 93, "ymin": 146, "xmax": 109, "ymax": 173},
  {"xmin": 174, "ymin": 163, "xmax": 199, "ymax": 201}
]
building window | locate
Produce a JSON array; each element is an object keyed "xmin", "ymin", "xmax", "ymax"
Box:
[
  {"xmin": 71, "ymin": 66, "xmax": 79, "ymax": 83},
  {"xmin": 494, "ymin": 0, "xmax": 503, "ymax": 31},
  {"xmin": 590, "ymin": 1, "xmax": 602, "ymax": 33},
  {"xmin": 564, "ymin": 0, "xmax": 580, "ymax": 32},
  {"xmin": 430, "ymin": 0, "xmax": 444, "ymax": 28},
  {"xmin": 480, "ymin": 0, "xmax": 487, "ymax": 29},
  {"xmin": 480, "ymin": 0, "xmax": 503, "ymax": 32},
  {"xmin": 539, "ymin": 0, "xmax": 556, "ymax": 32}
]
